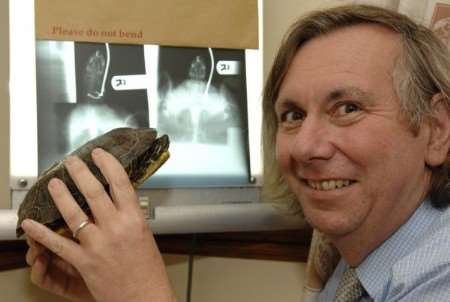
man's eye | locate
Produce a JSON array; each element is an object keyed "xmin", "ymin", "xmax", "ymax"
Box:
[
  {"xmin": 335, "ymin": 102, "xmax": 361, "ymax": 116},
  {"xmin": 281, "ymin": 110, "xmax": 305, "ymax": 122}
]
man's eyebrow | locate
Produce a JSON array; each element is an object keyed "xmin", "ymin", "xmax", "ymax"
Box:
[{"xmin": 326, "ymin": 86, "xmax": 375, "ymax": 103}]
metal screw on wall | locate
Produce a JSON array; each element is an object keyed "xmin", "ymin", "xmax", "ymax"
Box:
[{"xmin": 18, "ymin": 179, "xmax": 28, "ymax": 188}]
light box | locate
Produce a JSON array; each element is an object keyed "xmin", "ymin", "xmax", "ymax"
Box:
[
  {"xmin": 7, "ymin": 0, "xmax": 304, "ymax": 237},
  {"xmin": 34, "ymin": 42, "xmax": 254, "ymax": 188}
]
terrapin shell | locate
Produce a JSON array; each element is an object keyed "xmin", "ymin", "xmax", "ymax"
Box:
[{"xmin": 16, "ymin": 127, "xmax": 170, "ymax": 238}]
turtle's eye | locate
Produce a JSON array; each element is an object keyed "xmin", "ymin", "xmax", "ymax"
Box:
[{"xmin": 153, "ymin": 144, "xmax": 162, "ymax": 155}]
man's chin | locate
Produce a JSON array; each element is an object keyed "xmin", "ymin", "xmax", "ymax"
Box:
[{"xmin": 306, "ymin": 214, "xmax": 357, "ymax": 237}]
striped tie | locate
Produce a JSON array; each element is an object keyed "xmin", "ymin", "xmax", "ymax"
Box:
[{"xmin": 333, "ymin": 268, "xmax": 365, "ymax": 302}]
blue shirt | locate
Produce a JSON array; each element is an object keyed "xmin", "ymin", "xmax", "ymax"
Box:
[{"xmin": 319, "ymin": 200, "xmax": 450, "ymax": 301}]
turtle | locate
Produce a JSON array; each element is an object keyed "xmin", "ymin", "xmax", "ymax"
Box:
[{"xmin": 16, "ymin": 127, "xmax": 170, "ymax": 238}]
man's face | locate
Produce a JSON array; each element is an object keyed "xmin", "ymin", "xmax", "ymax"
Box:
[{"xmin": 275, "ymin": 25, "xmax": 432, "ymax": 240}]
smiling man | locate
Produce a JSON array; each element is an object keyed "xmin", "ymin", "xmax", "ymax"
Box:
[
  {"xmin": 21, "ymin": 4, "xmax": 450, "ymax": 302},
  {"xmin": 263, "ymin": 5, "xmax": 450, "ymax": 302}
]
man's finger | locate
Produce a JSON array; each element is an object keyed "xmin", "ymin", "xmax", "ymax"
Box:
[
  {"xmin": 26, "ymin": 236, "xmax": 41, "ymax": 250},
  {"xmin": 47, "ymin": 178, "xmax": 98, "ymax": 243},
  {"xmin": 25, "ymin": 242, "xmax": 46, "ymax": 266},
  {"xmin": 50, "ymin": 255, "xmax": 80, "ymax": 278},
  {"xmin": 91, "ymin": 148, "xmax": 139, "ymax": 213},
  {"xmin": 64, "ymin": 155, "xmax": 117, "ymax": 223},
  {"xmin": 30, "ymin": 252, "xmax": 50, "ymax": 288},
  {"xmin": 25, "ymin": 236, "xmax": 46, "ymax": 265},
  {"xmin": 21, "ymin": 219, "xmax": 84, "ymax": 268},
  {"xmin": 30, "ymin": 253, "xmax": 68, "ymax": 296}
]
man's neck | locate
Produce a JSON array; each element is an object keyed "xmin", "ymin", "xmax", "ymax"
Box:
[{"xmin": 329, "ymin": 198, "xmax": 425, "ymax": 267}]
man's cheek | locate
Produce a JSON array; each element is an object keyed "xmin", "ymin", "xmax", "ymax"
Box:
[{"xmin": 275, "ymin": 144, "xmax": 290, "ymax": 172}]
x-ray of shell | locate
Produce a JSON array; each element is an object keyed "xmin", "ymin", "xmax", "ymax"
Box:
[
  {"xmin": 66, "ymin": 104, "xmax": 139, "ymax": 154},
  {"xmin": 74, "ymin": 42, "xmax": 147, "ymax": 105},
  {"xmin": 36, "ymin": 41, "xmax": 149, "ymax": 173},
  {"xmin": 189, "ymin": 56, "xmax": 207, "ymax": 80},
  {"xmin": 37, "ymin": 99, "xmax": 147, "ymax": 172},
  {"xmin": 75, "ymin": 43, "xmax": 109, "ymax": 102},
  {"xmin": 160, "ymin": 79, "xmax": 236, "ymax": 143},
  {"xmin": 84, "ymin": 50, "xmax": 107, "ymax": 100},
  {"xmin": 157, "ymin": 48, "xmax": 247, "ymax": 145}
]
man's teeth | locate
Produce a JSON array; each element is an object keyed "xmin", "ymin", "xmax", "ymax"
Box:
[{"xmin": 306, "ymin": 179, "xmax": 352, "ymax": 191}]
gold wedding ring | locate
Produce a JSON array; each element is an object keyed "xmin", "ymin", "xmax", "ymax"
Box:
[{"xmin": 73, "ymin": 219, "xmax": 91, "ymax": 239}]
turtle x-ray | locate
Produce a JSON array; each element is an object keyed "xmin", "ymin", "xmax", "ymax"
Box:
[
  {"xmin": 35, "ymin": 41, "xmax": 148, "ymax": 173},
  {"xmin": 158, "ymin": 48, "xmax": 246, "ymax": 144},
  {"xmin": 35, "ymin": 41, "xmax": 250, "ymax": 187}
]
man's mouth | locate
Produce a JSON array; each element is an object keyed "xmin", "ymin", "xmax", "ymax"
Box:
[{"xmin": 305, "ymin": 179, "xmax": 355, "ymax": 191}]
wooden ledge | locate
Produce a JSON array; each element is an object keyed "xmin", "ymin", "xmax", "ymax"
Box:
[{"xmin": 0, "ymin": 227, "xmax": 312, "ymax": 271}]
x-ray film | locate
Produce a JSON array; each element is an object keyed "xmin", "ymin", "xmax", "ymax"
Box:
[{"xmin": 35, "ymin": 41, "xmax": 250, "ymax": 187}]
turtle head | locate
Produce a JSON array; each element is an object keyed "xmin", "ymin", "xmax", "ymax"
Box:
[{"xmin": 130, "ymin": 134, "xmax": 170, "ymax": 187}]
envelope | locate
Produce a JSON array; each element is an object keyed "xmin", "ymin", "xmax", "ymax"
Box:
[{"xmin": 35, "ymin": 0, "xmax": 258, "ymax": 49}]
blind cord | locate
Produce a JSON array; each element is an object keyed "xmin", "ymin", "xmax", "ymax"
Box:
[{"xmin": 186, "ymin": 234, "xmax": 197, "ymax": 302}]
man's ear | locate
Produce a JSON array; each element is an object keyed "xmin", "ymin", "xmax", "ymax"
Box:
[{"xmin": 425, "ymin": 93, "xmax": 450, "ymax": 167}]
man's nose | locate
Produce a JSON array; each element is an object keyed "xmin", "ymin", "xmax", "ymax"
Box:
[{"xmin": 290, "ymin": 117, "xmax": 335, "ymax": 163}]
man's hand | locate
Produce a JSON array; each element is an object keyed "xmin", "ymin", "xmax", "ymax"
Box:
[
  {"xmin": 22, "ymin": 148, "xmax": 177, "ymax": 302},
  {"xmin": 25, "ymin": 236, "xmax": 95, "ymax": 302}
]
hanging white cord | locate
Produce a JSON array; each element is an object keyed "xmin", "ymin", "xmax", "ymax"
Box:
[
  {"xmin": 202, "ymin": 47, "xmax": 214, "ymax": 99},
  {"xmin": 98, "ymin": 42, "xmax": 111, "ymax": 98}
]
